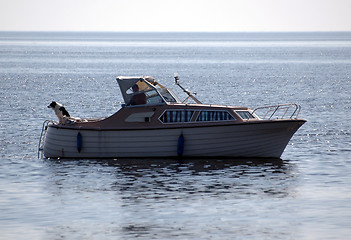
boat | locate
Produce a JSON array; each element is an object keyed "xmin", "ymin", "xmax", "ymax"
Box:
[{"xmin": 38, "ymin": 74, "xmax": 306, "ymax": 159}]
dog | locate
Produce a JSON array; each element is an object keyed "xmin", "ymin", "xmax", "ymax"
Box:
[{"xmin": 48, "ymin": 101, "xmax": 70, "ymax": 124}]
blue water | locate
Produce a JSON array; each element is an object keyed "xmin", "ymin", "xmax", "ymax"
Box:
[{"xmin": 0, "ymin": 32, "xmax": 351, "ymax": 239}]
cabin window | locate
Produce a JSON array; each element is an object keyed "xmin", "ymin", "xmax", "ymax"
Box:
[
  {"xmin": 159, "ymin": 110, "xmax": 195, "ymax": 123},
  {"xmin": 196, "ymin": 110, "xmax": 235, "ymax": 122},
  {"xmin": 236, "ymin": 111, "xmax": 256, "ymax": 120}
]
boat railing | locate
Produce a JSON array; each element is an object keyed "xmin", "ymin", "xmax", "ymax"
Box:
[
  {"xmin": 252, "ymin": 103, "xmax": 301, "ymax": 120},
  {"xmin": 37, "ymin": 120, "xmax": 57, "ymax": 158}
]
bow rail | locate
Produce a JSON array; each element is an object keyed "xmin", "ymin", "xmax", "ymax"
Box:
[{"xmin": 252, "ymin": 103, "xmax": 301, "ymax": 120}]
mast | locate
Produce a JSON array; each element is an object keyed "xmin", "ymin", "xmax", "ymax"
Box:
[{"xmin": 174, "ymin": 73, "xmax": 202, "ymax": 104}]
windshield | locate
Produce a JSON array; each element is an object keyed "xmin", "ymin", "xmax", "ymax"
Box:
[
  {"xmin": 117, "ymin": 76, "xmax": 180, "ymax": 106},
  {"xmin": 158, "ymin": 88, "xmax": 179, "ymax": 103}
]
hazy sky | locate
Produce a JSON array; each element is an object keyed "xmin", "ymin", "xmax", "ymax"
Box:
[{"xmin": 0, "ymin": 0, "xmax": 350, "ymax": 32}]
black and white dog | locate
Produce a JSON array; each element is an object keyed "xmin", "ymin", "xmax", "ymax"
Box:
[{"xmin": 48, "ymin": 101, "xmax": 70, "ymax": 124}]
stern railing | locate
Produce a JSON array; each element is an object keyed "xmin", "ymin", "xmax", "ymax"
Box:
[
  {"xmin": 37, "ymin": 120, "xmax": 57, "ymax": 159},
  {"xmin": 252, "ymin": 103, "xmax": 301, "ymax": 120}
]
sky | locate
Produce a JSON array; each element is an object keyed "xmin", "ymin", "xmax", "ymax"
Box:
[{"xmin": 0, "ymin": 0, "xmax": 350, "ymax": 32}]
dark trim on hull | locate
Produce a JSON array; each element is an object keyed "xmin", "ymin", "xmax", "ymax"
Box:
[{"xmin": 49, "ymin": 119, "xmax": 306, "ymax": 132}]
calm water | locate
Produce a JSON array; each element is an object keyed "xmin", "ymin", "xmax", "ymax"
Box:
[{"xmin": 0, "ymin": 32, "xmax": 351, "ymax": 239}]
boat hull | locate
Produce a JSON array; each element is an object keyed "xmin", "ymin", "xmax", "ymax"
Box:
[{"xmin": 43, "ymin": 120, "xmax": 305, "ymax": 159}]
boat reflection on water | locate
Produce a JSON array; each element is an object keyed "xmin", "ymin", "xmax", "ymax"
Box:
[
  {"xmin": 46, "ymin": 157, "xmax": 296, "ymax": 200},
  {"xmin": 43, "ymin": 157, "xmax": 297, "ymax": 239},
  {"xmin": 111, "ymin": 158, "xmax": 294, "ymax": 199},
  {"xmin": 105, "ymin": 157, "xmax": 286, "ymax": 174}
]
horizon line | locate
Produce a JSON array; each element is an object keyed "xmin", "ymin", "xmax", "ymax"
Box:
[{"xmin": 1, "ymin": 30, "xmax": 351, "ymax": 33}]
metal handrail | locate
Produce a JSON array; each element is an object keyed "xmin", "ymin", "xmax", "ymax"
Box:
[
  {"xmin": 252, "ymin": 103, "xmax": 301, "ymax": 120},
  {"xmin": 37, "ymin": 120, "xmax": 57, "ymax": 158}
]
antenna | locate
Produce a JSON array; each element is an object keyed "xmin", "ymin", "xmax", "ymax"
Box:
[{"xmin": 174, "ymin": 73, "xmax": 179, "ymax": 84}]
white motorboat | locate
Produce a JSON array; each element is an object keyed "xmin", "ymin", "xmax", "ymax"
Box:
[{"xmin": 38, "ymin": 75, "xmax": 306, "ymax": 159}]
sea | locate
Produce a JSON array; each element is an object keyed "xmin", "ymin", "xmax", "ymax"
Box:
[{"xmin": 0, "ymin": 32, "xmax": 350, "ymax": 239}]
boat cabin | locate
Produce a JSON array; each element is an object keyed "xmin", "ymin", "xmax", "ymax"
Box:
[{"xmin": 113, "ymin": 76, "xmax": 259, "ymax": 128}]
